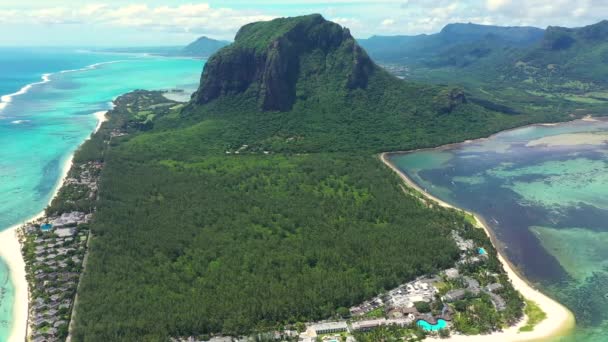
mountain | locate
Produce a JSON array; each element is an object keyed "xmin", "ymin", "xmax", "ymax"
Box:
[
  {"xmin": 185, "ymin": 14, "xmax": 538, "ymax": 153},
  {"xmin": 72, "ymin": 15, "xmax": 547, "ymax": 341},
  {"xmin": 359, "ymin": 23, "xmax": 544, "ymax": 66},
  {"xmin": 516, "ymin": 20, "xmax": 608, "ymax": 84},
  {"xmin": 96, "ymin": 36, "xmax": 228, "ymax": 58},
  {"xmin": 181, "ymin": 36, "xmax": 230, "ymax": 57},
  {"xmin": 193, "ymin": 14, "xmax": 374, "ymax": 112},
  {"xmin": 360, "ymin": 20, "xmax": 608, "ymax": 117}
]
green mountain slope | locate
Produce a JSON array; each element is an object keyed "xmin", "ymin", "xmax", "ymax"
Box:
[
  {"xmin": 182, "ymin": 14, "xmax": 550, "ymax": 153},
  {"xmin": 71, "ymin": 15, "xmax": 534, "ymax": 340},
  {"xmin": 182, "ymin": 36, "xmax": 230, "ymax": 57},
  {"xmin": 514, "ymin": 20, "xmax": 608, "ymax": 86}
]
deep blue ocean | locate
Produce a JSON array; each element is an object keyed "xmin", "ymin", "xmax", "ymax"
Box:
[{"xmin": 0, "ymin": 48, "xmax": 203, "ymax": 341}]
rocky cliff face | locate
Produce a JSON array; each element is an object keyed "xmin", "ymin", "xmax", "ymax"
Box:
[{"xmin": 192, "ymin": 14, "xmax": 374, "ymax": 112}]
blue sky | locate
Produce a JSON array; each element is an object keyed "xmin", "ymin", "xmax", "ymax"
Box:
[{"xmin": 1, "ymin": 0, "xmax": 606, "ymax": 46}]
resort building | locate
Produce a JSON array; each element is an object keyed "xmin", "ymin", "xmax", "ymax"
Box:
[
  {"xmin": 443, "ymin": 289, "xmax": 466, "ymax": 302},
  {"xmin": 445, "ymin": 268, "xmax": 459, "ymax": 279},
  {"xmin": 51, "ymin": 211, "xmax": 88, "ymax": 228},
  {"xmin": 55, "ymin": 227, "xmax": 77, "ymax": 238},
  {"xmin": 489, "ymin": 293, "xmax": 507, "ymax": 311},
  {"xmin": 351, "ymin": 318, "xmax": 414, "ymax": 332},
  {"xmin": 310, "ymin": 322, "xmax": 348, "ymax": 335},
  {"xmin": 486, "ymin": 283, "xmax": 504, "ymax": 293},
  {"xmin": 463, "ymin": 276, "xmax": 481, "ymax": 294}
]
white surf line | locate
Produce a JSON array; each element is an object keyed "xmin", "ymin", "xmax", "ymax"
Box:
[
  {"xmin": 0, "ymin": 73, "xmax": 51, "ymax": 112},
  {"xmin": 0, "ymin": 60, "xmax": 125, "ymax": 113}
]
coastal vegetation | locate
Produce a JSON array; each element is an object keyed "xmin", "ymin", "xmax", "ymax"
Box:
[
  {"xmin": 519, "ymin": 300, "xmax": 547, "ymax": 332},
  {"xmin": 69, "ymin": 15, "xmax": 537, "ymax": 340}
]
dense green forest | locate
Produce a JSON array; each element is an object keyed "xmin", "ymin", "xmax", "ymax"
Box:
[
  {"xmin": 71, "ymin": 15, "xmax": 531, "ymax": 340},
  {"xmin": 70, "ymin": 93, "xmax": 483, "ymax": 340}
]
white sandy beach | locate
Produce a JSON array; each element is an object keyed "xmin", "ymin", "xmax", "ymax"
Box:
[
  {"xmin": 0, "ymin": 225, "xmax": 29, "ymax": 342},
  {"xmin": 93, "ymin": 110, "xmax": 108, "ymax": 133},
  {"xmin": 380, "ymin": 153, "xmax": 575, "ymax": 342},
  {"xmin": 0, "ymin": 110, "xmax": 108, "ymax": 342}
]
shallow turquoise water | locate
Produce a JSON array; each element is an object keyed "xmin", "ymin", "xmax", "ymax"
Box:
[
  {"xmin": 0, "ymin": 50, "xmax": 203, "ymax": 341},
  {"xmin": 391, "ymin": 119, "xmax": 608, "ymax": 341},
  {"xmin": 417, "ymin": 318, "xmax": 447, "ymax": 331}
]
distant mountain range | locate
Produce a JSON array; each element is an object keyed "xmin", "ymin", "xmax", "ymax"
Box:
[
  {"xmin": 359, "ymin": 21, "xmax": 608, "ymax": 86},
  {"xmin": 100, "ymin": 36, "xmax": 229, "ymax": 58},
  {"xmin": 359, "ymin": 20, "xmax": 608, "ymax": 117},
  {"xmin": 359, "ymin": 23, "xmax": 545, "ymax": 67}
]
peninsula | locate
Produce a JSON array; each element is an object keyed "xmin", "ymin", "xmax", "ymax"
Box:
[{"xmin": 58, "ymin": 14, "xmax": 589, "ymax": 341}]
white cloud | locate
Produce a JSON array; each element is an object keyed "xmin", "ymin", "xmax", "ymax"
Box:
[
  {"xmin": 431, "ymin": 3, "xmax": 460, "ymax": 18},
  {"xmin": 0, "ymin": 3, "xmax": 276, "ymax": 39},
  {"xmin": 572, "ymin": 7, "xmax": 587, "ymax": 17},
  {"xmin": 333, "ymin": 17, "xmax": 362, "ymax": 31},
  {"xmin": 486, "ymin": 0, "xmax": 511, "ymax": 11},
  {"xmin": 1, "ymin": 0, "xmax": 607, "ymax": 43},
  {"xmin": 381, "ymin": 18, "xmax": 395, "ymax": 27}
]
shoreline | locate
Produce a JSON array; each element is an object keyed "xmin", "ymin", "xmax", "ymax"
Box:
[
  {"xmin": 0, "ymin": 110, "xmax": 108, "ymax": 342},
  {"xmin": 380, "ymin": 152, "xmax": 576, "ymax": 342},
  {"xmin": 386, "ymin": 115, "xmax": 606, "ymax": 157}
]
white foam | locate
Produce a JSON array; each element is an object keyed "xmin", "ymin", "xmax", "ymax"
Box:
[
  {"xmin": 0, "ymin": 60, "xmax": 123, "ymax": 113},
  {"xmin": 58, "ymin": 60, "xmax": 122, "ymax": 75},
  {"xmin": 0, "ymin": 73, "xmax": 52, "ymax": 112},
  {"xmin": 11, "ymin": 120, "xmax": 30, "ymax": 124}
]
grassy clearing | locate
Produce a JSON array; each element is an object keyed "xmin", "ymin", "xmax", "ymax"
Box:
[
  {"xmin": 519, "ymin": 299, "xmax": 547, "ymax": 332},
  {"xmin": 463, "ymin": 212, "xmax": 478, "ymax": 227},
  {"xmin": 363, "ymin": 307, "xmax": 386, "ymax": 319}
]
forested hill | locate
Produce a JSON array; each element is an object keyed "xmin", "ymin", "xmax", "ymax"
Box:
[
  {"xmin": 181, "ymin": 36, "xmax": 230, "ymax": 57},
  {"xmin": 181, "ymin": 14, "xmax": 542, "ymax": 154},
  {"xmin": 516, "ymin": 20, "xmax": 608, "ymax": 85},
  {"xmin": 72, "ymin": 15, "xmax": 528, "ymax": 341}
]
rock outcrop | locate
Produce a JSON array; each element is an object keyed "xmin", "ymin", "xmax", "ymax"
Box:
[{"xmin": 192, "ymin": 14, "xmax": 374, "ymax": 112}]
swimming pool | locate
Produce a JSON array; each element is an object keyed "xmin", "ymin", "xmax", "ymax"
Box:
[
  {"xmin": 478, "ymin": 247, "xmax": 487, "ymax": 255},
  {"xmin": 417, "ymin": 319, "xmax": 448, "ymax": 331},
  {"xmin": 40, "ymin": 223, "xmax": 53, "ymax": 232}
]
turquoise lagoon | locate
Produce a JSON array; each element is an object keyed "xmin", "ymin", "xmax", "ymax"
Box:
[
  {"xmin": 390, "ymin": 119, "xmax": 608, "ymax": 341},
  {"xmin": 0, "ymin": 49, "xmax": 203, "ymax": 341}
]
